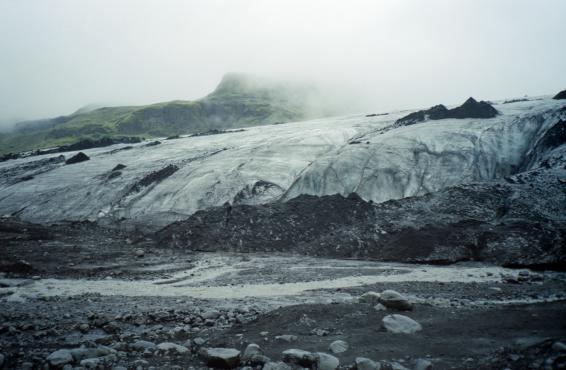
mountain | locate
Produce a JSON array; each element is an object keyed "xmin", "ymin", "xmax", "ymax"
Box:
[{"xmin": 0, "ymin": 73, "xmax": 326, "ymax": 155}]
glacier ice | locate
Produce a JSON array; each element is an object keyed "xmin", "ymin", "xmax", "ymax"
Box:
[{"xmin": 0, "ymin": 97, "xmax": 564, "ymax": 229}]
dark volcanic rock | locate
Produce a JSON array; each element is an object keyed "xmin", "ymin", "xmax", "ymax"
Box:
[
  {"xmin": 144, "ymin": 140, "xmax": 161, "ymax": 147},
  {"xmin": 157, "ymin": 168, "xmax": 566, "ymax": 268},
  {"xmin": 112, "ymin": 164, "xmax": 127, "ymax": 171},
  {"xmin": 0, "ymin": 137, "xmax": 141, "ymax": 162},
  {"xmin": 65, "ymin": 152, "xmax": 90, "ymax": 165},
  {"xmin": 553, "ymin": 89, "xmax": 566, "ymax": 100},
  {"xmin": 126, "ymin": 164, "xmax": 179, "ymax": 195},
  {"xmin": 57, "ymin": 136, "xmax": 141, "ymax": 153},
  {"xmin": 396, "ymin": 98, "xmax": 498, "ymax": 126}
]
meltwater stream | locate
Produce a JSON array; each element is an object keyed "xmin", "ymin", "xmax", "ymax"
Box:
[{"xmin": 2, "ymin": 254, "xmax": 565, "ymax": 306}]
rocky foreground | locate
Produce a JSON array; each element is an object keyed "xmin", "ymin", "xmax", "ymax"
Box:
[{"xmin": 1, "ymin": 224, "xmax": 566, "ymax": 370}]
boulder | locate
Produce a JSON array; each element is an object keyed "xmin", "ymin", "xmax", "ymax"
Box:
[
  {"xmin": 378, "ymin": 290, "xmax": 413, "ymax": 311},
  {"xmin": 328, "ymin": 340, "xmax": 349, "ymax": 354},
  {"xmin": 199, "ymin": 347, "xmax": 241, "ymax": 368},
  {"xmin": 382, "ymin": 314, "xmax": 422, "ymax": 334},
  {"xmin": 46, "ymin": 349, "xmax": 74, "ymax": 367},
  {"xmin": 553, "ymin": 89, "xmax": 566, "ymax": 100},
  {"xmin": 315, "ymin": 352, "xmax": 340, "ymax": 370}
]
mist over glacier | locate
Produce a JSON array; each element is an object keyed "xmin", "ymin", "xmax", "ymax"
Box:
[{"xmin": 1, "ymin": 0, "xmax": 566, "ymax": 127}]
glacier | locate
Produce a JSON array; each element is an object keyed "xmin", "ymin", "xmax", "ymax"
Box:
[{"xmin": 0, "ymin": 97, "xmax": 564, "ymax": 229}]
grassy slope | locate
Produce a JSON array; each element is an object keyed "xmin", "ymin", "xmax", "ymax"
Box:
[{"xmin": 0, "ymin": 74, "xmax": 314, "ymax": 155}]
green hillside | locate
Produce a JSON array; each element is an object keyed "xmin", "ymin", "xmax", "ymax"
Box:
[{"xmin": 0, "ymin": 74, "xmax": 322, "ymax": 155}]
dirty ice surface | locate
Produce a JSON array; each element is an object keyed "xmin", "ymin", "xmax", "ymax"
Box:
[{"xmin": 0, "ymin": 98, "xmax": 564, "ymax": 229}]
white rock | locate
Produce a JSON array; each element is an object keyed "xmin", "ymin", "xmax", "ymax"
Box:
[
  {"xmin": 202, "ymin": 309, "xmax": 221, "ymax": 319},
  {"xmin": 414, "ymin": 358, "xmax": 433, "ymax": 370},
  {"xmin": 193, "ymin": 337, "xmax": 206, "ymax": 346},
  {"xmin": 373, "ymin": 303, "xmax": 387, "ymax": 311},
  {"xmin": 46, "ymin": 349, "xmax": 74, "ymax": 367},
  {"xmin": 315, "ymin": 352, "xmax": 340, "ymax": 370},
  {"xmin": 355, "ymin": 357, "xmax": 381, "ymax": 370},
  {"xmin": 156, "ymin": 342, "xmax": 189, "ymax": 354},
  {"xmin": 382, "ymin": 314, "xmax": 422, "ymax": 334},
  {"xmin": 328, "ymin": 340, "xmax": 349, "ymax": 354},
  {"xmin": 359, "ymin": 291, "xmax": 381, "ymax": 305},
  {"xmin": 275, "ymin": 335, "xmax": 298, "ymax": 343}
]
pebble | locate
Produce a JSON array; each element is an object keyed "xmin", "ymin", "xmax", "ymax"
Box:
[{"xmin": 275, "ymin": 335, "xmax": 298, "ymax": 343}]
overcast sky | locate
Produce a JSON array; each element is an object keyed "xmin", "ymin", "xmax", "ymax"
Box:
[{"xmin": 1, "ymin": 0, "xmax": 565, "ymax": 126}]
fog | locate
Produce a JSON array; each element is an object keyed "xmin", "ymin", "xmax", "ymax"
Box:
[{"xmin": 1, "ymin": 0, "xmax": 565, "ymax": 128}]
